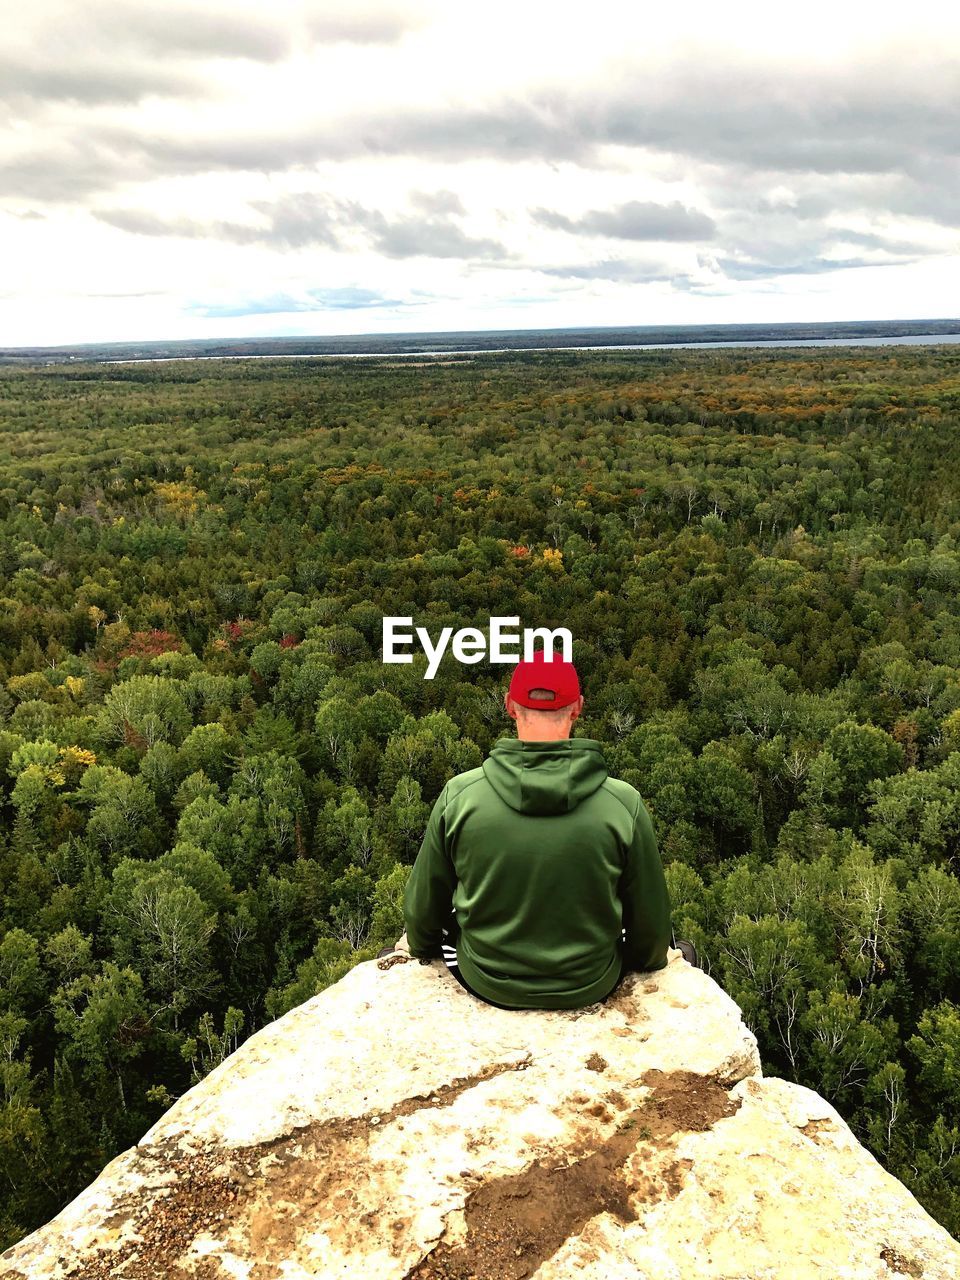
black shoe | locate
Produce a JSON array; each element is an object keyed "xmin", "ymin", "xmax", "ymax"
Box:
[
  {"xmin": 676, "ymin": 939, "xmax": 699, "ymax": 967},
  {"xmin": 376, "ymin": 944, "xmax": 397, "ymax": 959}
]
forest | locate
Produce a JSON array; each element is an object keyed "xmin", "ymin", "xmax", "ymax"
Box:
[{"xmin": 2, "ymin": 344, "xmax": 960, "ymax": 1249}]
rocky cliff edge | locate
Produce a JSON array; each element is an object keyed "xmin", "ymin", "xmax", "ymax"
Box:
[{"xmin": 2, "ymin": 949, "xmax": 959, "ymax": 1279}]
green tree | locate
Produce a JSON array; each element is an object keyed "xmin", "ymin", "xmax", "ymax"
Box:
[{"xmin": 107, "ymin": 865, "xmax": 218, "ymax": 1031}]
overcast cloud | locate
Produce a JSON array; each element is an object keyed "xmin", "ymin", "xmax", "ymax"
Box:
[{"xmin": 2, "ymin": 0, "xmax": 959, "ymax": 345}]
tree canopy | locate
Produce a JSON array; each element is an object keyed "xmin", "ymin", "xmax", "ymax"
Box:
[{"xmin": 3, "ymin": 345, "xmax": 960, "ymax": 1245}]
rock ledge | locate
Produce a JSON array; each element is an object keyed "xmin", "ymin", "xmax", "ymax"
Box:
[{"xmin": 2, "ymin": 950, "xmax": 958, "ymax": 1279}]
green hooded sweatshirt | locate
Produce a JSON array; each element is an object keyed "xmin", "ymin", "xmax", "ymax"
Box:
[{"xmin": 402, "ymin": 737, "xmax": 671, "ymax": 1009}]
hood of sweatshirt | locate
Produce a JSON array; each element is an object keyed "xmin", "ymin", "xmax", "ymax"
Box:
[{"xmin": 481, "ymin": 738, "xmax": 609, "ymax": 816}]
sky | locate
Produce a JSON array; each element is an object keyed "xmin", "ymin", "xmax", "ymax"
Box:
[{"xmin": 2, "ymin": 0, "xmax": 960, "ymax": 346}]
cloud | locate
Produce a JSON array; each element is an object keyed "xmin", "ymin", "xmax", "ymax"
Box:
[
  {"xmin": 85, "ymin": 289, "xmax": 168, "ymax": 299},
  {"xmin": 0, "ymin": 56, "xmax": 202, "ymax": 107},
  {"xmin": 95, "ymin": 195, "xmax": 349, "ymax": 251},
  {"xmin": 94, "ymin": 208, "xmax": 276, "ymax": 244},
  {"xmin": 533, "ymin": 199, "xmax": 715, "ymax": 241},
  {"xmin": 539, "ymin": 258, "xmax": 685, "ymax": 284},
  {"xmin": 714, "ymin": 254, "xmax": 916, "ymax": 281},
  {"xmin": 880, "ymin": 171, "xmax": 960, "ymax": 230},
  {"xmin": 246, "ymin": 194, "xmax": 343, "ymax": 249},
  {"xmin": 6, "ymin": 11, "xmax": 960, "ymax": 340},
  {"xmin": 305, "ymin": 7, "xmax": 426, "ymax": 45},
  {"xmin": 410, "ymin": 189, "xmax": 467, "ymax": 216},
  {"xmin": 696, "ymin": 212, "xmax": 939, "ymax": 282},
  {"xmin": 26, "ymin": 105, "xmax": 591, "ymax": 197},
  {"xmin": 535, "ymin": 233, "xmax": 922, "ymax": 286},
  {"xmin": 0, "ymin": 7, "xmax": 292, "ymax": 111},
  {"xmin": 19, "ymin": 51, "xmax": 959, "ymax": 222},
  {"xmin": 94, "ymin": 193, "xmax": 508, "ymax": 261},
  {"xmin": 543, "ymin": 63, "xmax": 960, "ymax": 180},
  {"xmin": 77, "ymin": 6, "xmax": 291, "ymax": 62},
  {"xmin": 827, "ymin": 228, "xmax": 940, "ymax": 256},
  {"xmin": 188, "ymin": 286, "xmax": 410, "ymax": 317},
  {"xmin": 0, "ymin": 2, "xmax": 423, "ymax": 119},
  {"xmin": 163, "ymin": 59, "xmax": 955, "ymax": 179},
  {"xmin": 348, "ymin": 206, "xmax": 509, "ymax": 259},
  {"xmin": 92, "ymin": 190, "xmax": 935, "ymax": 290},
  {"xmin": 0, "ymin": 146, "xmax": 149, "ymax": 202},
  {"xmin": 306, "ymin": 286, "xmax": 408, "ymax": 309}
]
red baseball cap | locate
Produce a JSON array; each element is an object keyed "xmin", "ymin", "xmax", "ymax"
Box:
[{"xmin": 507, "ymin": 650, "xmax": 581, "ymax": 710}]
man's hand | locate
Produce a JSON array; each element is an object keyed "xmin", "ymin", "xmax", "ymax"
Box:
[{"xmin": 376, "ymin": 932, "xmax": 413, "ymax": 970}]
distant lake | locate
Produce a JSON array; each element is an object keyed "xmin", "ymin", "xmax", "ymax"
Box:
[
  {"xmin": 8, "ymin": 321, "xmax": 960, "ymax": 365},
  {"xmin": 108, "ymin": 332, "xmax": 960, "ymax": 364},
  {"xmin": 589, "ymin": 333, "xmax": 960, "ymax": 352}
]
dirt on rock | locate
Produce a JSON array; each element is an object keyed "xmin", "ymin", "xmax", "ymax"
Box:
[
  {"xmin": 880, "ymin": 1245, "xmax": 924, "ymax": 1277},
  {"xmin": 46, "ymin": 1066, "xmax": 738, "ymax": 1280},
  {"xmin": 58, "ymin": 1057, "xmax": 532, "ymax": 1280},
  {"xmin": 799, "ymin": 1118, "xmax": 836, "ymax": 1144},
  {"xmin": 405, "ymin": 1071, "xmax": 740, "ymax": 1280}
]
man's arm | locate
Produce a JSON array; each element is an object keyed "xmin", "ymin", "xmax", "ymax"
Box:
[
  {"xmin": 620, "ymin": 796, "xmax": 671, "ymax": 973},
  {"xmin": 402, "ymin": 784, "xmax": 457, "ymax": 957}
]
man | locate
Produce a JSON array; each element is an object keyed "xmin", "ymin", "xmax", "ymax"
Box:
[{"xmin": 397, "ymin": 650, "xmax": 672, "ymax": 1010}]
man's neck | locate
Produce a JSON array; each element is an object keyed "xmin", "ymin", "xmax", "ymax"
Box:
[{"xmin": 515, "ymin": 728, "xmax": 573, "ymax": 743}]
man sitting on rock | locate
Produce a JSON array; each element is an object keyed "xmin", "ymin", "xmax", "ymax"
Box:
[{"xmin": 393, "ymin": 650, "xmax": 675, "ymax": 1010}]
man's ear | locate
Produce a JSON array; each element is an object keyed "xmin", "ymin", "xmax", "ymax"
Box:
[
  {"xmin": 504, "ymin": 693, "xmax": 519, "ymax": 721},
  {"xmin": 569, "ymin": 695, "xmax": 584, "ymax": 722}
]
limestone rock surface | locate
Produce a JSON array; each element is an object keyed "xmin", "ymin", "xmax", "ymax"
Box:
[{"xmin": 2, "ymin": 949, "xmax": 958, "ymax": 1279}]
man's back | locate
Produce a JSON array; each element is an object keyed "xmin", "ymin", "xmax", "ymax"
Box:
[{"xmin": 403, "ymin": 736, "xmax": 671, "ymax": 1009}]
